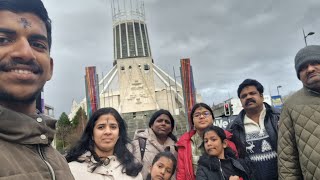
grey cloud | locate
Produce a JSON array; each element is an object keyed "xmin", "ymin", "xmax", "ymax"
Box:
[{"xmin": 42, "ymin": 0, "xmax": 320, "ymax": 117}]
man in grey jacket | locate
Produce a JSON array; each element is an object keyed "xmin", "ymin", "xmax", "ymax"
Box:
[
  {"xmin": 0, "ymin": 0, "xmax": 74, "ymax": 179},
  {"xmin": 227, "ymin": 79, "xmax": 280, "ymax": 180},
  {"xmin": 278, "ymin": 45, "xmax": 320, "ymax": 179}
]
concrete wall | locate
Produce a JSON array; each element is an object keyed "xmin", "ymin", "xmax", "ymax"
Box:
[{"xmin": 117, "ymin": 57, "xmax": 157, "ymax": 113}]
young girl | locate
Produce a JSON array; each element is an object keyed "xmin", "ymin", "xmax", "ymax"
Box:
[
  {"xmin": 196, "ymin": 126, "xmax": 251, "ymax": 180},
  {"xmin": 147, "ymin": 151, "xmax": 177, "ymax": 180},
  {"xmin": 176, "ymin": 103, "xmax": 238, "ymax": 180}
]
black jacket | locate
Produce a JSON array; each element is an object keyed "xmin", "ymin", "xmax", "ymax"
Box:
[
  {"xmin": 226, "ymin": 102, "xmax": 280, "ymax": 157},
  {"xmin": 196, "ymin": 155, "xmax": 250, "ymax": 180}
]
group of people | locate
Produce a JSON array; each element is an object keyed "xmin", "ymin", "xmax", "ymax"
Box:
[
  {"xmin": 65, "ymin": 101, "xmax": 245, "ymax": 180},
  {"xmin": 0, "ymin": 0, "xmax": 320, "ymax": 179},
  {"xmin": 65, "ymin": 107, "xmax": 178, "ymax": 180}
]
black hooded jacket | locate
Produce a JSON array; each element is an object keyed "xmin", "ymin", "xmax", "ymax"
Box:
[{"xmin": 196, "ymin": 154, "xmax": 251, "ymax": 180}]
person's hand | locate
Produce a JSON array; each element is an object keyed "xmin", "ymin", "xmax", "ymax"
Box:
[{"xmin": 229, "ymin": 175, "xmax": 240, "ymax": 180}]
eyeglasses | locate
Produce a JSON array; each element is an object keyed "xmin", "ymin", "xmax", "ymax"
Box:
[{"xmin": 193, "ymin": 111, "xmax": 211, "ymax": 118}]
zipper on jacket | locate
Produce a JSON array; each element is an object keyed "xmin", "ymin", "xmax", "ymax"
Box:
[
  {"xmin": 37, "ymin": 145, "xmax": 56, "ymax": 180},
  {"xmin": 218, "ymin": 159, "xmax": 226, "ymax": 180}
]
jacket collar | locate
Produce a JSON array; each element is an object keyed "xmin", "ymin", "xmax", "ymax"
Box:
[
  {"xmin": 176, "ymin": 130, "xmax": 196, "ymax": 147},
  {"xmin": 0, "ymin": 105, "xmax": 56, "ymax": 145},
  {"xmin": 148, "ymin": 128, "xmax": 159, "ymax": 141},
  {"xmin": 198, "ymin": 155, "xmax": 221, "ymax": 171},
  {"xmin": 79, "ymin": 151, "xmax": 120, "ymax": 175},
  {"xmin": 198, "ymin": 154, "xmax": 246, "ymax": 173},
  {"xmin": 149, "ymin": 128, "xmax": 177, "ymax": 153},
  {"xmin": 305, "ymin": 87, "xmax": 320, "ymax": 96}
]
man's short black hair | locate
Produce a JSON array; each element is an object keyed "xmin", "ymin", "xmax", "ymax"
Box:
[
  {"xmin": 237, "ymin": 79, "xmax": 264, "ymax": 98},
  {"xmin": 0, "ymin": 0, "xmax": 52, "ymax": 50}
]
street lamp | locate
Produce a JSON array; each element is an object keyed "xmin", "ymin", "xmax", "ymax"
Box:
[
  {"xmin": 303, "ymin": 29, "xmax": 315, "ymax": 46},
  {"xmin": 277, "ymin": 85, "xmax": 282, "ymax": 96}
]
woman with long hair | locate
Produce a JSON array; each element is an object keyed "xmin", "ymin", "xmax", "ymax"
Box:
[
  {"xmin": 196, "ymin": 126, "xmax": 251, "ymax": 180},
  {"xmin": 66, "ymin": 107, "xmax": 143, "ymax": 180},
  {"xmin": 132, "ymin": 109, "xmax": 177, "ymax": 179}
]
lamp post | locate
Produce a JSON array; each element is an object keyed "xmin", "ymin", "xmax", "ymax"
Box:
[
  {"xmin": 277, "ymin": 85, "xmax": 282, "ymax": 96},
  {"xmin": 303, "ymin": 29, "xmax": 315, "ymax": 46}
]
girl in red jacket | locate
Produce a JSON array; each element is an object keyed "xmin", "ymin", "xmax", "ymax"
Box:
[{"xmin": 176, "ymin": 103, "xmax": 238, "ymax": 180}]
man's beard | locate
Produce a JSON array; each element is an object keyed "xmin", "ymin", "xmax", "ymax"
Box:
[{"xmin": 0, "ymin": 87, "xmax": 42, "ymax": 105}]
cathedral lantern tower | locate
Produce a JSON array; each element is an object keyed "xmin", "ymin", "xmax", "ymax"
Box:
[
  {"xmin": 111, "ymin": 0, "xmax": 157, "ymax": 113},
  {"xmin": 111, "ymin": 0, "xmax": 152, "ymax": 61}
]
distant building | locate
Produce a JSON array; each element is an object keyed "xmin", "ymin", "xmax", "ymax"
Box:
[
  {"xmin": 44, "ymin": 104, "xmax": 54, "ymax": 118},
  {"xmin": 42, "ymin": 104, "xmax": 56, "ymax": 148}
]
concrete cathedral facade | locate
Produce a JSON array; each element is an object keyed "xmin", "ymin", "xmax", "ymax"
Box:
[{"xmin": 69, "ymin": 0, "xmax": 201, "ymax": 137}]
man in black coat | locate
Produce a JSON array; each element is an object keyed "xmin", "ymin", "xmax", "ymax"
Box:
[{"xmin": 227, "ymin": 79, "xmax": 280, "ymax": 180}]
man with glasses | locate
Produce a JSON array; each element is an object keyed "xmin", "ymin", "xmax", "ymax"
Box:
[{"xmin": 227, "ymin": 79, "xmax": 280, "ymax": 180}]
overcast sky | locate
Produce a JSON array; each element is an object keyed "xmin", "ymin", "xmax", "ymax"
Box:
[{"xmin": 42, "ymin": 0, "xmax": 320, "ymax": 117}]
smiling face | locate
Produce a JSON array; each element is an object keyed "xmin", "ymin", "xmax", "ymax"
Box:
[
  {"xmin": 93, "ymin": 114, "xmax": 120, "ymax": 158},
  {"xmin": 204, "ymin": 130, "xmax": 227, "ymax": 159},
  {"xmin": 239, "ymin": 85, "xmax": 264, "ymax": 112},
  {"xmin": 192, "ymin": 107, "xmax": 214, "ymax": 131},
  {"xmin": 151, "ymin": 114, "xmax": 172, "ymax": 138},
  {"xmin": 299, "ymin": 62, "xmax": 320, "ymax": 92},
  {"xmin": 0, "ymin": 11, "xmax": 53, "ymax": 112},
  {"xmin": 150, "ymin": 157, "xmax": 174, "ymax": 180}
]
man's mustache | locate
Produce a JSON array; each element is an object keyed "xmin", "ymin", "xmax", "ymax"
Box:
[
  {"xmin": 245, "ymin": 99, "xmax": 256, "ymax": 106},
  {"xmin": 0, "ymin": 58, "xmax": 42, "ymax": 74}
]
